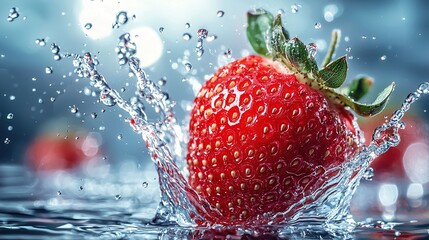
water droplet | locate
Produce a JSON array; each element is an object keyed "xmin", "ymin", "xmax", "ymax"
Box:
[
  {"xmin": 45, "ymin": 67, "xmax": 53, "ymax": 74},
  {"xmin": 50, "ymin": 43, "xmax": 60, "ymax": 54},
  {"xmin": 100, "ymin": 90, "xmax": 116, "ymax": 107},
  {"xmin": 7, "ymin": 7, "xmax": 19, "ymax": 22},
  {"xmin": 417, "ymin": 82, "xmax": 429, "ymax": 94},
  {"xmin": 314, "ymin": 22, "xmax": 322, "ymax": 29},
  {"xmin": 306, "ymin": 43, "xmax": 317, "ymax": 58},
  {"xmin": 184, "ymin": 62, "xmax": 192, "ymax": 72},
  {"xmin": 182, "ymin": 33, "xmax": 192, "ymax": 41},
  {"xmin": 84, "ymin": 23, "xmax": 92, "ymax": 30},
  {"xmin": 363, "ymin": 167, "xmax": 374, "ymax": 181},
  {"xmin": 57, "ymin": 191, "xmax": 62, "ymax": 196},
  {"xmin": 91, "ymin": 112, "xmax": 97, "ymax": 119},
  {"xmin": 116, "ymin": 11, "xmax": 128, "ymax": 25},
  {"xmin": 159, "ymin": 27, "xmax": 164, "ymax": 33},
  {"xmin": 4, "ymin": 138, "xmax": 10, "ymax": 144},
  {"xmin": 9, "ymin": 95, "xmax": 15, "ymax": 101},
  {"xmin": 224, "ymin": 48, "xmax": 232, "ymax": 58},
  {"xmin": 115, "ymin": 194, "xmax": 122, "ymax": 200},
  {"xmin": 79, "ymin": 186, "xmax": 83, "ymax": 191},
  {"xmin": 7, "ymin": 126, "xmax": 13, "ymax": 131},
  {"xmin": 53, "ymin": 54, "xmax": 61, "ymax": 61},
  {"xmin": 35, "ymin": 38, "xmax": 46, "ymax": 47},
  {"xmin": 217, "ymin": 10, "xmax": 225, "ymax": 17},
  {"xmin": 171, "ymin": 62, "xmax": 179, "ymax": 70},
  {"xmin": 394, "ymin": 231, "xmax": 401, "ymax": 237},
  {"xmin": 70, "ymin": 105, "xmax": 78, "ymax": 114},
  {"xmin": 380, "ymin": 55, "xmax": 387, "ymax": 61},
  {"xmin": 361, "ymin": 35, "xmax": 367, "ymax": 39},
  {"xmin": 346, "ymin": 47, "xmax": 351, "ymax": 52},
  {"xmin": 158, "ymin": 77, "xmax": 167, "ymax": 86},
  {"xmin": 206, "ymin": 35, "xmax": 217, "ymax": 42},
  {"xmin": 142, "ymin": 182, "xmax": 148, "ymax": 188},
  {"xmin": 185, "ymin": 22, "xmax": 191, "ymax": 29},
  {"xmin": 291, "ymin": 4, "xmax": 301, "ymax": 14},
  {"xmin": 38, "ymin": 98, "xmax": 43, "ymax": 104},
  {"xmin": 197, "ymin": 29, "xmax": 208, "ymax": 39},
  {"xmin": 117, "ymin": 134, "xmax": 123, "ymax": 140},
  {"xmin": 50, "ymin": 97, "xmax": 56, "ymax": 102},
  {"xmin": 6, "ymin": 113, "xmax": 13, "ymax": 119}
]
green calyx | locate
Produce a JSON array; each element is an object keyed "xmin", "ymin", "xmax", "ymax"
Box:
[{"xmin": 246, "ymin": 9, "xmax": 394, "ymax": 117}]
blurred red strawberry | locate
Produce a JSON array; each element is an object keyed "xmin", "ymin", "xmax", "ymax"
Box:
[
  {"xmin": 360, "ymin": 110, "xmax": 428, "ymax": 181},
  {"xmin": 26, "ymin": 133, "xmax": 100, "ymax": 172}
]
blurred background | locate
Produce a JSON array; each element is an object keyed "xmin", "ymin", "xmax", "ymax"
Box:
[{"xmin": 0, "ymin": 0, "xmax": 429, "ymax": 223}]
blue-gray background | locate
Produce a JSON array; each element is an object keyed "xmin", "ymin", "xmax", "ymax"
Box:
[{"xmin": 1, "ymin": 0, "xmax": 428, "ymax": 169}]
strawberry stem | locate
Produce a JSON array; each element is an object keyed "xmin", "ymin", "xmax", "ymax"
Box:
[{"xmin": 322, "ymin": 29, "xmax": 341, "ymax": 67}]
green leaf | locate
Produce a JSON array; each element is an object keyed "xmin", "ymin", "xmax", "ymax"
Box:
[
  {"xmin": 285, "ymin": 37, "xmax": 309, "ymax": 70},
  {"xmin": 340, "ymin": 76, "xmax": 373, "ymax": 101},
  {"xmin": 319, "ymin": 56, "xmax": 348, "ymax": 88},
  {"xmin": 247, "ymin": 9, "xmax": 274, "ymax": 57},
  {"xmin": 336, "ymin": 82, "xmax": 395, "ymax": 116},
  {"xmin": 269, "ymin": 14, "xmax": 289, "ymax": 58}
]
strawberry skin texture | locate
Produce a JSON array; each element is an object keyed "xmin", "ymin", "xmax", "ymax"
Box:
[{"xmin": 186, "ymin": 55, "xmax": 361, "ymax": 225}]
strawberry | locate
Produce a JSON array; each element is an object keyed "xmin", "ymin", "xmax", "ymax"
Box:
[
  {"xmin": 26, "ymin": 133, "xmax": 100, "ymax": 172},
  {"xmin": 186, "ymin": 9, "xmax": 394, "ymax": 226}
]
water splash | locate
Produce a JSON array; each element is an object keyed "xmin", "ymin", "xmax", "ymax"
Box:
[{"xmin": 50, "ymin": 32, "xmax": 429, "ymax": 232}]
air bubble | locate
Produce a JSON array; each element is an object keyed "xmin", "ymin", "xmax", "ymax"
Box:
[{"xmin": 217, "ymin": 10, "xmax": 225, "ymax": 17}]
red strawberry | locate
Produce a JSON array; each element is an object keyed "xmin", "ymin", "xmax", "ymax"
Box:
[
  {"xmin": 186, "ymin": 9, "xmax": 394, "ymax": 226},
  {"xmin": 26, "ymin": 133, "xmax": 100, "ymax": 172}
]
